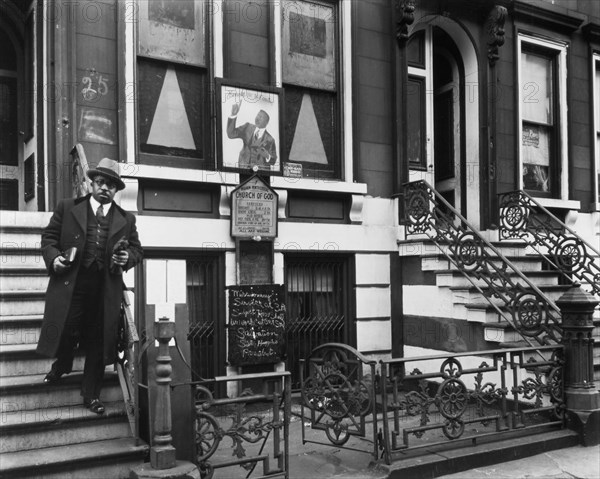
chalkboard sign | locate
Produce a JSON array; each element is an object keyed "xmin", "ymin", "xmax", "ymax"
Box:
[{"xmin": 228, "ymin": 285, "xmax": 286, "ymax": 366}]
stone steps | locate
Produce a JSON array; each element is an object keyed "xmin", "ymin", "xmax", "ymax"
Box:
[
  {"xmin": 0, "ymin": 437, "xmax": 148, "ymax": 479},
  {"xmin": 0, "ymin": 211, "xmax": 145, "ymax": 477},
  {"xmin": 0, "ymin": 370, "xmax": 122, "ymax": 411},
  {"xmin": 0, "ymin": 400, "xmax": 130, "ymax": 453}
]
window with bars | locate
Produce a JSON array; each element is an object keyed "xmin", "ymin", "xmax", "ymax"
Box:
[
  {"xmin": 284, "ymin": 255, "xmax": 353, "ymax": 388},
  {"xmin": 186, "ymin": 257, "xmax": 223, "ymax": 382}
]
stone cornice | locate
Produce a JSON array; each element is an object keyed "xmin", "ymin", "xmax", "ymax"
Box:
[
  {"xmin": 582, "ymin": 22, "xmax": 600, "ymax": 45},
  {"xmin": 513, "ymin": 1, "xmax": 584, "ymax": 35}
]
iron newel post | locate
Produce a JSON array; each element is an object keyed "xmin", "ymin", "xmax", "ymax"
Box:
[
  {"xmin": 152, "ymin": 316, "xmax": 177, "ymax": 469},
  {"xmin": 556, "ymin": 285, "xmax": 600, "ymax": 409},
  {"xmin": 556, "ymin": 284, "xmax": 600, "ymax": 446}
]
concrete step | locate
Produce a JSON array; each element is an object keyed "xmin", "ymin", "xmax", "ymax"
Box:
[
  {"xmin": 421, "ymin": 254, "xmax": 544, "ymax": 273},
  {"xmin": 0, "ymin": 370, "xmax": 122, "ymax": 411},
  {"xmin": 0, "ymin": 290, "xmax": 46, "ymax": 316},
  {"xmin": 0, "ymin": 437, "xmax": 148, "ymax": 479},
  {"xmin": 0, "ymin": 344, "xmax": 85, "ymax": 377},
  {"xmin": 0, "ymin": 314, "xmax": 43, "ymax": 346},
  {"xmin": 0, "ymin": 252, "xmax": 45, "ymax": 269},
  {"xmin": 451, "ymin": 285, "xmax": 570, "ymax": 307},
  {"xmin": 0, "ymin": 400, "xmax": 130, "ymax": 453},
  {"xmin": 436, "ymin": 270, "xmax": 560, "ymax": 288},
  {"xmin": 0, "ymin": 211, "xmax": 52, "ymax": 229},
  {"xmin": 0, "ymin": 232, "xmax": 42, "ymax": 250},
  {"xmin": 382, "ymin": 427, "xmax": 580, "ymax": 479},
  {"xmin": 0, "ymin": 267, "xmax": 49, "ymax": 291},
  {"xmin": 482, "ymin": 322, "xmax": 523, "ymax": 344}
]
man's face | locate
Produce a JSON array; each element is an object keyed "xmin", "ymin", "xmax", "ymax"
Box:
[
  {"xmin": 91, "ymin": 175, "xmax": 117, "ymax": 204},
  {"xmin": 255, "ymin": 111, "xmax": 269, "ymax": 129}
]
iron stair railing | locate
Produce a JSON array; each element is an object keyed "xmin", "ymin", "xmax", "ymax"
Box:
[
  {"xmin": 498, "ymin": 190, "xmax": 600, "ymax": 297},
  {"xmin": 402, "ymin": 180, "xmax": 562, "ymax": 347},
  {"xmin": 117, "ymin": 289, "xmax": 140, "ymax": 437}
]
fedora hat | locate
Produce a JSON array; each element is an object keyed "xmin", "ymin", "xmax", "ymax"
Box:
[{"xmin": 86, "ymin": 158, "xmax": 125, "ymax": 191}]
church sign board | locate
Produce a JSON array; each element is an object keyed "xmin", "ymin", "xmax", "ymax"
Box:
[
  {"xmin": 231, "ymin": 175, "xmax": 278, "ymax": 239},
  {"xmin": 228, "ymin": 285, "xmax": 286, "ymax": 366}
]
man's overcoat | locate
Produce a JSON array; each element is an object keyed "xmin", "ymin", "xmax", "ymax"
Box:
[{"xmin": 36, "ymin": 195, "xmax": 143, "ymax": 365}]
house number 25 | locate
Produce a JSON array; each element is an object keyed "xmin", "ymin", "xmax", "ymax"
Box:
[{"xmin": 81, "ymin": 72, "xmax": 108, "ymax": 102}]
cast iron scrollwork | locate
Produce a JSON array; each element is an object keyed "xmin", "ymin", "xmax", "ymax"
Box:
[
  {"xmin": 403, "ymin": 181, "xmax": 563, "ymax": 346},
  {"xmin": 302, "ymin": 344, "xmax": 377, "ymax": 451},
  {"xmin": 499, "ymin": 190, "xmax": 600, "ymax": 297}
]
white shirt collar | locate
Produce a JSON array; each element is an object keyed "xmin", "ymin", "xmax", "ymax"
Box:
[
  {"xmin": 254, "ymin": 127, "xmax": 265, "ymax": 139},
  {"xmin": 89, "ymin": 196, "xmax": 112, "ymax": 215}
]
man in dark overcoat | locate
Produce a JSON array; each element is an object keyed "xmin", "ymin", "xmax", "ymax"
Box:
[{"xmin": 36, "ymin": 158, "xmax": 143, "ymax": 414}]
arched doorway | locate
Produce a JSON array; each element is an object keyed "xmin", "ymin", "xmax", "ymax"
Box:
[{"xmin": 406, "ymin": 17, "xmax": 481, "ymax": 228}]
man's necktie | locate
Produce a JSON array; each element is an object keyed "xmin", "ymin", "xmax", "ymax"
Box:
[{"xmin": 96, "ymin": 204, "xmax": 105, "ymax": 223}]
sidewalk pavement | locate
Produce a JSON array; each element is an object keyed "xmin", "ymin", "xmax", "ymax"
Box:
[
  {"xmin": 286, "ymin": 408, "xmax": 600, "ymax": 479},
  {"xmin": 436, "ymin": 444, "xmax": 600, "ymax": 479}
]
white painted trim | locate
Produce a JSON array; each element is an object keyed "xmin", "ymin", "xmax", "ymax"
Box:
[
  {"xmin": 341, "ymin": 0, "xmax": 353, "ymax": 183},
  {"xmin": 271, "ymin": 176, "xmax": 367, "ymax": 194},
  {"xmin": 123, "ymin": 163, "xmax": 239, "ymax": 185},
  {"xmin": 273, "ymin": 1, "xmax": 282, "ymax": 87},
  {"xmin": 124, "ymin": 8, "xmax": 135, "ymax": 166},
  {"xmin": 593, "ymin": 53, "xmax": 600, "ymax": 206},
  {"xmin": 213, "ymin": 0, "xmax": 224, "ymax": 78},
  {"xmin": 517, "ymin": 33, "xmax": 569, "ymax": 200},
  {"xmin": 534, "ymin": 197, "xmax": 581, "ymax": 210},
  {"xmin": 42, "ymin": 0, "xmax": 49, "ymax": 210}
]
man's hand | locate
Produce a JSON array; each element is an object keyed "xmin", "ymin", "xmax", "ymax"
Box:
[
  {"xmin": 231, "ymin": 101, "xmax": 242, "ymax": 116},
  {"xmin": 111, "ymin": 250, "xmax": 129, "ymax": 267},
  {"xmin": 53, "ymin": 255, "xmax": 71, "ymax": 274}
]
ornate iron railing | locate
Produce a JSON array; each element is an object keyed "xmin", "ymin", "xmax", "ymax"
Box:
[
  {"xmin": 379, "ymin": 345, "xmax": 565, "ymax": 464},
  {"xmin": 403, "ymin": 180, "xmax": 563, "ymax": 346},
  {"xmin": 498, "ymin": 190, "xmax": 600, "ymax": 297},
  {"xmin": 116, "ymin": 289, "xmax": 139, "ymax": 437},
  {"xmin": 300, "ymin": 343, "xmax": 380, "ymax": 461},
  {"xmin": 193, "ymin": 371, "xmax": 290, "ymax": 479}
]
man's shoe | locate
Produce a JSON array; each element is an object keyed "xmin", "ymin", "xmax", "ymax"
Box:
[
  {"xmin": 83, "ymin": 397, "xmax": 105, "ymax": 415},
  {"xmin": 43, "ymin": 368, "xmax": 64, "ymax": 383}
]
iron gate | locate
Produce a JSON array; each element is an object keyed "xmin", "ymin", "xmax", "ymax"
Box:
[{"xmin": 284, "ymin": 255, "xmax": 353, "ymax": 389}]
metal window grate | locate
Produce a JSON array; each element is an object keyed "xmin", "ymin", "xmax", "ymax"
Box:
[
  {"xmin": 285, "ymin": 257, "xmax": 351, "ymax": 389},
  {"xmin": 187, "ymin": 257, "xmax": 222, "ymax": 382}
]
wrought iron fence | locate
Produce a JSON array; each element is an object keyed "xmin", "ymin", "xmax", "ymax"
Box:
[
  {"xmin": 378, "ymin": 345, "xmax": 565, "ymax": 464},
  {"xmin": 498, "ymin": 190, "xmax": 600, "ymax": 297},
  {"xmin": 193, "ymin": 371, "xmax": 290, "ymax": 479},
  {"xmin": 300, "ymin": 343, "xmax": 380, "ymax": 461},
  {"xmin": 403, "ymin": 180, "xmax": 563, "ymax": 346}
]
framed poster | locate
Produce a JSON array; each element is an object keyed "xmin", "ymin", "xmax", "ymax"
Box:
[
  {"xmin": 217, "ymin": 79, "xmax": 284, "ymax": 174},
  {"xmin": 282, "ymin": 0, "xmax": 336, "ymax": 90},
  {"xmin": 138, "ymin": 0, "xmax": 206, "ymax": 67}
]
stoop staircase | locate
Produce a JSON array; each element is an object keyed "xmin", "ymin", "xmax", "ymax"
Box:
[
  {"xmin": 0, "ymin": 211, "xmax": 148, "ymax": 478},
  {"xmin": 400, "ymin": 180, "xmax": 600, "ymax": 386},
  {"xmin": 401, "ymin": 237, "xmax": 600, "ymax": 383}
]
